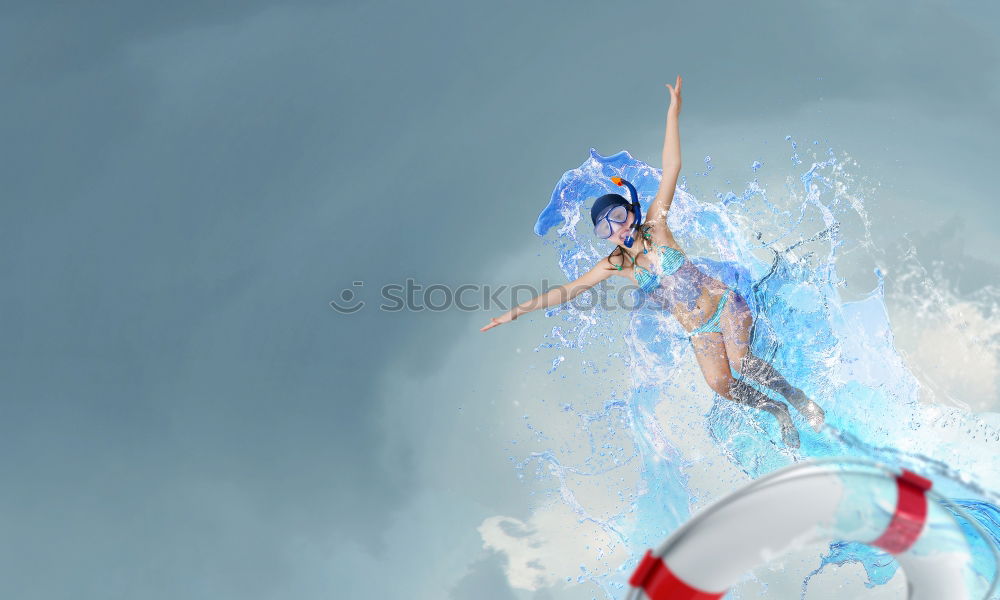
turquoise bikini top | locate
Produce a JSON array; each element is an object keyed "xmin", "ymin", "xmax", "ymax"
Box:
[{"xmin": 633, "ymin": 245, "xmax": 686, "ymax": 294}]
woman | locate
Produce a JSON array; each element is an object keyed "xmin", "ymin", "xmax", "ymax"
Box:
[{"xmin": 480, "ymin": 76, "xmax": 824, "ymax": 448}]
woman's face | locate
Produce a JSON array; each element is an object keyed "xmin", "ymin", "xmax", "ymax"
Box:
[{"xmin": 611, "ymin": 211, "xmax": 636, "ymax": 247}]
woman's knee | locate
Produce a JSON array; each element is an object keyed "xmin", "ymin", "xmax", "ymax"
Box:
[
  {"xmin": 735, "ymin": 350, "xmax": 765, "ymax": 376},
  {"xmin": 727, "ymin": 356, "xmax": 746, "ymax": 377},
  {"xmin": 708, "ymin": 374, "xmax": 736, "ymax": 398}
]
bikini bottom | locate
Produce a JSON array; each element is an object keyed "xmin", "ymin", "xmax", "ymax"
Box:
[{"xmin": 687, "ymin": 288, "xmax": 732, "ymax": 338}]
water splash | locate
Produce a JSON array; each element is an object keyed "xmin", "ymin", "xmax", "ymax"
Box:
[{"xmin": 521, "ymin": 147, "xmax": 1000, "ymax": 598}]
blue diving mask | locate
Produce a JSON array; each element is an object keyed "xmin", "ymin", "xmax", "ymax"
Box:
[{"xmin": 593, "ymin": 204, "xmax": 630, "ymax": 240}]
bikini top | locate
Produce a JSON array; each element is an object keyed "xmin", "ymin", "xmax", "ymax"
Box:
[{"xmin": 632, "ymin": 245, "xmax": 686, "ymax": 294}]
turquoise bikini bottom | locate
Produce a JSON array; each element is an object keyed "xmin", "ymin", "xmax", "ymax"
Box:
[{"xmin": 687, "ymin": 289, "xmax": 732, "ymax": 338}]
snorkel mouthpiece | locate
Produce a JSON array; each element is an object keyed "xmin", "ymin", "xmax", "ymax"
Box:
[{"xmin": 610, "ymin": 176, "xmax": 642, "ymax": 247}]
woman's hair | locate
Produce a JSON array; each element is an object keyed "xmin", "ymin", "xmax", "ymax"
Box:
[{"xmin": 603, "ymin": 222, "xmax": 654, "ymax": 272}]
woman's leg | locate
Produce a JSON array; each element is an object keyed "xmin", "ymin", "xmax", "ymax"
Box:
[
  {"xmin": 689, "ymin": 330, "xmax": 800, "ymax": 448},
  {"xmin": 716, "ymin": 290, "xmax": 826, "ymax": 431},
  {"xmin": 744, "ymin": 354, "xmax": 826, "ymax": 432}
]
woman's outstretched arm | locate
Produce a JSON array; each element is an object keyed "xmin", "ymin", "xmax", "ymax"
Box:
[
  {"xmin": 645, "ymin": 75, "xmax": 683, "ymax": 229},
  {"xmin": 480, "ymin": 259, "xmax": 616, "ymax": 331}
]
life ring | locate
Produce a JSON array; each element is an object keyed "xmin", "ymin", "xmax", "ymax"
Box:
[{"xmin": 626, "ymin": 458, "xmax": 999, "ymax": 599}]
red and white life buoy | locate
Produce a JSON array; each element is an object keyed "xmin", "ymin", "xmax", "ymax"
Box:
[{"xmin": 626, "ymin": 458, "xmax": 999, "ymax": 600}]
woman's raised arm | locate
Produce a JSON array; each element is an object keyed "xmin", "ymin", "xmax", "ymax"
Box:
[{"xmin": 646, "ymin": 75, "xmax": 683, "ymax": 228}]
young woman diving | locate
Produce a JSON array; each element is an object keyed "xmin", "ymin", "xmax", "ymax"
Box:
[{"xmin": 480, "ymin": 75, "xmax": 825, "ymax": 449}]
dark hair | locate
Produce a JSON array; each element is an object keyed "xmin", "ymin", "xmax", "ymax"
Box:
[{"xmin": 602, "ymin": 222, "xmax": 654, "ymax": 272}]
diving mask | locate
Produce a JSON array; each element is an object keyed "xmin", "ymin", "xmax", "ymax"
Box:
[{"xmin": 593, "ymin": 204, "xmax": 630, "ymax": 239}]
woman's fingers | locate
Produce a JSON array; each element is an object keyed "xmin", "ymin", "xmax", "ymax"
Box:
[
  {"xmin": 666, "ymin": 76, "xmax": 682, "ymax": 113},
  {"xmin": 668, "ymin": 76, "xmax": 682, "ymax": 94}
]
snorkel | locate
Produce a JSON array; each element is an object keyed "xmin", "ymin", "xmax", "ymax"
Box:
[{"xmin": 610, "ymin": 176, "xmax": 642, "ymax": 248}]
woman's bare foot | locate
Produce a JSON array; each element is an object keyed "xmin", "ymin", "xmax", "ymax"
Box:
[
  {"xmin": 778, "ymin": 415, "xmax": 801, "ymax": 448},
  {"xmin": 761, "ymin": 404, "xmax": 800, "ymax": 448},
  {"xmin": 786, "ymin": 388, "xmax": 825, "ymax": 432}
]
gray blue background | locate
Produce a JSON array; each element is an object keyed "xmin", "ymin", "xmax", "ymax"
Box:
[{"xmin": 2, "ymin": 1, "xmax": 998, "ymax": 598}]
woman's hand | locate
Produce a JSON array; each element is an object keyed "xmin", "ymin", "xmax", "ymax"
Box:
[
  {"xmin": 665, "ymin": 75, "xmax": 682, "ymax": 114},
  {"xmin": 480, "ymin": 311, "xmax": 515, "ymax": 332}
]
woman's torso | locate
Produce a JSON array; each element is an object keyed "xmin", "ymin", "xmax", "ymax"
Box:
[{"xmin": 618, "ymin": 242, "xmax": 729, "ymax": 332}]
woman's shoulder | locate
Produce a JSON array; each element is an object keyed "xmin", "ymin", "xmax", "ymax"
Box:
[
  {"xmin": 595, "ymin": 252, "xmax": 637, "ymax": 279},
  {"xmin": 596, "ymin": 254, "xmax": 625, "ymax": 272},
  {"xmin": 641, "ymin": 222, "xmax": 682, "ymax": 252}
]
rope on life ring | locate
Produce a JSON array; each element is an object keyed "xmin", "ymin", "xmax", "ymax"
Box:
[{"xmin": 625, "ymin": 457, "xmax": 1000, "ymax": 600}]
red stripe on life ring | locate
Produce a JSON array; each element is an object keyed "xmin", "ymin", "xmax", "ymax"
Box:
[
  {"xmin": 871, "ymin": 469, "xmax": 933, "ymax": 555},
  {"xmin": 629, "ymin": 549, "xmax": 725, "ymax": 600}
]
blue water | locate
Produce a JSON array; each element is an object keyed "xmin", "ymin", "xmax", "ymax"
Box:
[{"xmin": 524, "ymin": 146, "xmax": 1000, "ymax": 598}]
